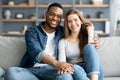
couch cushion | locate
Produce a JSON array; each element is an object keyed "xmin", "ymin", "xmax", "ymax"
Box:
[
  {"xmin": 0, "ymin": 36, "xmax": 26, "ymax": 70},
  {"xmin": 103, "ymin": 77, "xmax": 120, "ymax": 80},
  {"xmin": 98, "ymin": 37, "xmax": 120, "ymax": 77}
]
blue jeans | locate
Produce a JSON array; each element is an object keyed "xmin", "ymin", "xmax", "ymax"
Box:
[
  {"xmin": 72, "ymin": 44, "xmax": 104, "ymax": 80},
  {"xmin": 4, "ymin": 44, "xmax": 104, "ymax": 80},
  {"xmin": 4, "ymin": 65, "xmax": 73, "ymax": 80}
]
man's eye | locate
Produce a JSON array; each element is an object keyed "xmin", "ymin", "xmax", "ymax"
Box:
[
  {"xmin": 49, "ymin": 13, "xmax": 54, "ymax": 16},
  {"xmin": 57, "ymin": 15, "xmax": 62, "ymax": 18}
]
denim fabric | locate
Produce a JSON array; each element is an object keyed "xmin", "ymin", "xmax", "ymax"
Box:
[
  {"xmin": 4, "ymin": 44, "xmax": 104, "ymax": 80},
  {"xmin": 71, "ymin": 44, "xmax": 104, "ymax": 80},
  {"xmin": 4, "ymin": 66, "xmax": 73, "ymax": 80},
  {"xmin": 83, "ymin": 44, "xmax": 100, "ymax": 76},
  {"xmin": 19, "ymin": 22, "xmax": 64, "ymax": 68},
  {"xmin": 4, "ymin": 67, "xmax": 39, "ymax": 80}
]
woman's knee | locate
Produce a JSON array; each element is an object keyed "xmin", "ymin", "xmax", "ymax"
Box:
[
  {"xmin": 83, "ymin": 44, "xmax": 99, "ymax": 57},
  {"xmin": 73, "ymin": 65, "xmax": 84, "ymax": 71},
  {"xmin": 56, "ymin": 73, "xmax": 73, "ymax": 80},
  {"xmin": 84, "ymin": 44, "xmax": 95, "ymax": 51},
  {"xmin": 73, "ymin": 65, "xmax": 87, "ymax": 75}
]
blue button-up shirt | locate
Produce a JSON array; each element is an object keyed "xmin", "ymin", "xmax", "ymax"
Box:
[{"xmin": 19, "ymin": 22, "xmax": 64, "ymax": 68}]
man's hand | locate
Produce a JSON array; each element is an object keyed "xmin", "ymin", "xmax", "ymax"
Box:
[
  {"xmin": 42, "ymin": 54, "xmax": 74, "ymax": 74},
  {"xmin": 91, "ymin": 36, "xmax": 100, "ymax": 49},
  {"xmin": 55, "ymin": 61, "xmax": 74, "ymax": 74}
]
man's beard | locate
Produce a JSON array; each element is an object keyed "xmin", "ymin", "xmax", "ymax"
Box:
[{"xmin": 46, "ymin": 19, "xmax": 58, "ymax": 30}]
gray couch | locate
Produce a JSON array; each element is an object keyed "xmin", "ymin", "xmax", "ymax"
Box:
[{"xmin": 0, "ymin": 36, "xmax": 120, "ymax": 80}]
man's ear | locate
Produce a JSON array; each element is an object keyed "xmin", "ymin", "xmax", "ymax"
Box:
[{"xmin": 44, "ymin": 12, "xmax": 47, "ymax": 19}]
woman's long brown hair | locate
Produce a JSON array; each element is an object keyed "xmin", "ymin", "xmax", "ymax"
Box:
[{"xmin": 64, "ymin": 9, "xmax": 92, "ymax": 58}]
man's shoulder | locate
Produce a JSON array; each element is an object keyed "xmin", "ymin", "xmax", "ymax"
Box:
[
  {"xmin": 27, "ymin": 25, "xmax": 36, "ymax": 30},
  {"xmin": 26, "ymin": 24, "xmax": 41, "ymax": 33},
  {"xmin": 56, "ymin": 25, "xmax": 64, "ymax": 34},
  {"xmin": 58, "ymin": 25, "xmax": 63, "ymax": 29}
]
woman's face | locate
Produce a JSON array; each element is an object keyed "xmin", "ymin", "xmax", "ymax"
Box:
[{"xmin": 67, "ymin": 14, "xmax": 82, "ymax": 33}]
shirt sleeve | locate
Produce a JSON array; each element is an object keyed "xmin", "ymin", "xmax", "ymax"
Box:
[
  {"xmin": 25, "ymin": 28, "xmax": 43, "ymax": 62},
  {"xmin": 58, "ymin": 39, "xmax": 67, "ymax": 62},
  {"xmin": 35, "ymin": 51, "xmax": 48, "ymax": 63}
]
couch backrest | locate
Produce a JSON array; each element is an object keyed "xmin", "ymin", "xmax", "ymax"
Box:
[
  {"xmin": 98, "ymin": 37, "xmax": 120, "ymax": 77},
  {"xmin": 0, "ymin": 36, "xmax": 26, "ymax": 70},
  {"xmin": 0, "ymin": 36, "xmax": 120, "ymax": 77}
]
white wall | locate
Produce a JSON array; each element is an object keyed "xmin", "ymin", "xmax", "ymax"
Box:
[
  {"xmin": 0, "ymin": 1, "xmax": 3, "ymax": 35},
  {"xmin": 110, "ymin": 0, "xmax": 120, "ymax": 36}
]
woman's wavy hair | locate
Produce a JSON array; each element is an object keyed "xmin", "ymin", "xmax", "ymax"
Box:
[{"xmin": 64, "ymin": 9, "xmax": 92, "ymax": 58}]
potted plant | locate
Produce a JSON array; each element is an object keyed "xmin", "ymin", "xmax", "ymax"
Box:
[
  {"xmin": 29, "ymin": 13, "xmax": 36, "ymax": 19},
  {"xmin": 98, "ymin": 11, "xmax": 104, "ymax": 18},
  {"xmin": 8, "ymin": 0, "xmax": 15, "ymax": 6},
  {"xmin": 117, "ymin": 20, "xmax": 120, "ymax": 29},
  {"xmin": 92, "ymin": 0, "xmax": 103, "ymax": 5}
]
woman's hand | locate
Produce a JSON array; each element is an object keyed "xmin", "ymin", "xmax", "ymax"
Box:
[
  {"xmin": 86, "ymin": 23, "xmax": 100, "ymax": 48},
  {"xmin": 86, "ymin": 23, "xmax": 94, "ymax": 35},
  {"xmin": 55, "ymin": 61, "xmax": 74, "ymax": 74},
  {"xmin": 92, "ymin": 37, "xmax": 100, "ymax": 49}
]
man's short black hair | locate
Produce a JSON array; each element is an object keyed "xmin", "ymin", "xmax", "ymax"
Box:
[{"xmin": 47, "ymin": 2, "xmax": 63, "ymax": 12}]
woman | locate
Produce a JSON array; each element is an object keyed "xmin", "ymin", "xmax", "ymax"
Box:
[{"xmin": 58, "ymin": 9, "xmax": 104, "ymax": 80}]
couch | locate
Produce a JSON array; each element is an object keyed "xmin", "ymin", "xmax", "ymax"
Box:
[{"xmin": 0, "ymin": 36, "xmax": 120, "ymax": 80}]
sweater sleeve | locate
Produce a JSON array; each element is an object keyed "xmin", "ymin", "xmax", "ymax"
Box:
[
  {"xmin": 88, "ymin": 33, "xmax": 94, "ymax": 43},
  {"xmin": 88, "ymin": 32, "xmax": 99, "ymax": 43},
  {"xmin": 58, "ymin": 39, "xmax": 66, "ymax": 62}
]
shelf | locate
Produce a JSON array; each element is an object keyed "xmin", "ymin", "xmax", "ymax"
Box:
[
  {"xmin": 87, "ymin": 18, "xmax": 108, "ymax": 22},
  {"xmin": 1, "ymin": 1, "xmax": 109, "ymax": 37},
  {"xmin": 2, "ymin": 19, "xmax": 40, "ymax": 22},
  {"xmin": 2, "ymin": 32, "xmax": 109, "ymax": 37},
  {"xmin": 2, "ymin": 4, "xmax": 34, "ymax": 8},
  {"xmin": 2, "ymin": 18, "xmax": 108, "ymax": 22},
  {"xmin": 38, "ymin": 4, "xmax": 109, "ymax": 8},
  {"xmin": 74, "ymin": 4, "xmax": 109, "ymax": 8},
  {"xmin": 2, "ymin": 4, "xmax": 109, "ymax": 8},
  {"xmin": 98, "ymin": 33, "xmax": 109, "ymax": 37},
  {"xmin": 2, "ymin": 32, "xmax": 24, "ymax": 36}
]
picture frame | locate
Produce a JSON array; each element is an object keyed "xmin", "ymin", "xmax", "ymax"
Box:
[{"xmin": 15, "ymin": 13, "xmax": 24, "ymax": 19}]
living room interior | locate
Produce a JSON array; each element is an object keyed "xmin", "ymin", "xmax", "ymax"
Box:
[
  {"xmin": 0, "ymin": 0, "xmax": 120, "ymax": 80},
  {"xmin": 0, "ymin": 0, "xmax": 120, "ymax": 37}
]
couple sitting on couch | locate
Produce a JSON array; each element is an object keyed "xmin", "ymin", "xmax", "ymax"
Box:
[{"xmin": 4, "ymin": 2, "xmax": 104, "ymax": 80}]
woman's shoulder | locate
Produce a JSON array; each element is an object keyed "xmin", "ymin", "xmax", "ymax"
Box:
[
  {"xmin": 59, "ymin": 38, "xmax": 68, "ymax": 42},
  {"xmin": 59, "ymin": 38, "xmax": 68, "ymax": 45}
]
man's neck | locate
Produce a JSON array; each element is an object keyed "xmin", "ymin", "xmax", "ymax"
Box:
[{"xmin": 43, "ymin": 24, "xmax": 56, "ymax": 33}]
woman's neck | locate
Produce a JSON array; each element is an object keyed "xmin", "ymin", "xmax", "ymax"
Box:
[{"xmin": 67, "ymin": 33, "xmax": 79, "ymax": 42}]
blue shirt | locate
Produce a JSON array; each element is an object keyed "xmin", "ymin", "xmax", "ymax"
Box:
[{"xmin": 19, "ymin": 22, "xmax": 64, "ymax": 68}]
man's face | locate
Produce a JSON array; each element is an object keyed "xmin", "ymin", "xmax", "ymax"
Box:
[{"xmin": 46, "ymin": 7, "xmax": 63, "ymax": 29}]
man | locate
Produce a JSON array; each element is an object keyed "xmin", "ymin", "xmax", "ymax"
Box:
[{"xmin": 4, "ymin": 2, "xmax": 100, "ymax": 80}]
